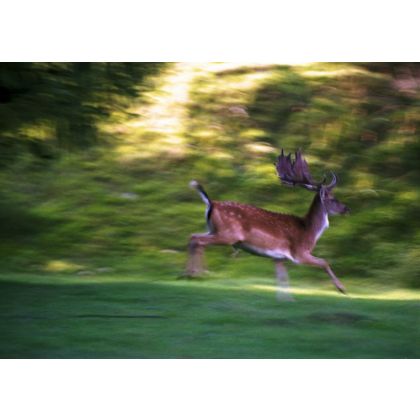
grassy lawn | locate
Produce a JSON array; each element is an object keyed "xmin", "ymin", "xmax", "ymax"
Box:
[{"xmin": 1, "ymin": 272, "xmax": 418, "ymax": 358}]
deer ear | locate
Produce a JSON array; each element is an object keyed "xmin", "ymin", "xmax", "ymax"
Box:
[{"xmin": 319, "ymin": 186, "xmax": 326, "ymax": 203}]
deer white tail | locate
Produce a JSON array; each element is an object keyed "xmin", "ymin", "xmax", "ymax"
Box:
[
  {"xmin": 190, "ymin": 180, "xmax": 213, "ymax": 231},
  {"xmin": 189, "ymin": 180, "xmax": 211, "ymax": 206}
]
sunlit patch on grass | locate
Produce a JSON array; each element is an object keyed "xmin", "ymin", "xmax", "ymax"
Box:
[
  {"xmin": 299, "ymin": 68, "xmax": 372, "ymax": 78},
  {"xmin": 293, "ymin": 62, "xmax": 391, "ymax": 81},
  {"xmin": 353, "ymin": 172, "xmax": 376, "ymax": 190},
  {"xmin": 396, "ymin": 190, "xmax": 418, "ymax": 203},
  {"xmin": 218, "ymin": 71, "xmax": 274, "ymax": 92},
  {"xmin": 19, "ymin": 121, "xmax": 56, "ymax": 141},
  {"xmin": 245, "ymin": 142, "xmax": 276, "ymax": 155},
  {"xmin": 210, "ymin": 151, "xmax": 234, "ymax": 160},
  {"xmin": 111, "ymin": 63, "xmax": 198, "ymax": 163},
  {"xmin": 241, "ymin": 128, "xmax": 267, "ymax": 139},
  {"xmin": 250, "ymin": 284, "xmax": 420, "ymax": 301},
  {"xmin": 242, "ymin": 162, "xmax": 283, "ymax": 188},
  {"xmin": 44, "ymin": 260, "xmax": 84, "ymax": 273}
]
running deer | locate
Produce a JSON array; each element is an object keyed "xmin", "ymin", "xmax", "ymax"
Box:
[{"xmin": 186, "ymin": 150, "xmax": 350, "ymax": 300}]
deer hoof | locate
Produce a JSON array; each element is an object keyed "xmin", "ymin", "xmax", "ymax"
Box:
[{"xmin": 336, "ymin": 285, "xmax": 347, "ymax": 295}]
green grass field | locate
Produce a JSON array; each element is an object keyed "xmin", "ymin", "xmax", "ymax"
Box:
[{"xmin": 1, "ymin": 272, "xmax": 418, "ymax": 358}]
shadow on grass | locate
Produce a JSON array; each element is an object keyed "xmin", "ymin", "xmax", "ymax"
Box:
[{"xmin": 0, "ymin": 276, "xmax": 418, "ymax": 358}]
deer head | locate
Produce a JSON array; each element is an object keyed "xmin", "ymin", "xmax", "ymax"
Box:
[{"xmin": 275, "ymin": 149, "xmax": 349, "ymax": 215}]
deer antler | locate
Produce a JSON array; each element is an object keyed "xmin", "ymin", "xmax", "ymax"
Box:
[
  {"xmin": 275, "ymin": 149, "xmax": 327, "ymax": 191},
  {"xmin": 325, "ymin": 171, "xmax": 337, "ymax": 190}
]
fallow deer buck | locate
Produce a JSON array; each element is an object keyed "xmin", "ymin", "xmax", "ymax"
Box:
[{"xmin": 186, "ymin": 150, "xmax": 350, "ymax": 300}]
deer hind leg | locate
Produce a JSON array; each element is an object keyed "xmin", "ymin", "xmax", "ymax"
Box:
[
  {"xmin": 274, "ymin": 260, "xmax": 294, "ymax": 302},
  {"xmin": 297, "ymin": 253, "xmax": 346, "ymax": 294},
  {"xmin": 186, "ymin": 236, "xmax": 205, "ymax": 276},
  {"xmin": 185, "ymin": 233, "xmax": 237, "ymax": 277}
]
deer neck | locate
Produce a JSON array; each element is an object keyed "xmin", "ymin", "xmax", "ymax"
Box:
[{"xmin": 305, "ymin": 193, "xmax": 329, "ymax": 243}]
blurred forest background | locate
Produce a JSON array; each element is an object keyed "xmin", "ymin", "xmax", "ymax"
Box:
[{"xmin": 1, "ymin": 62, "xmax": 420, "ymax": 287}]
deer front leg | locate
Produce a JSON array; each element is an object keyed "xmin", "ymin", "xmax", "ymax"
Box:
[
  {"xmin": 297, "ymin": 253, "xmax": 346, "ymax": 294},
  {"xmin": 274, "ymin": 260, "xmax": 294, "ymax": 302}
]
